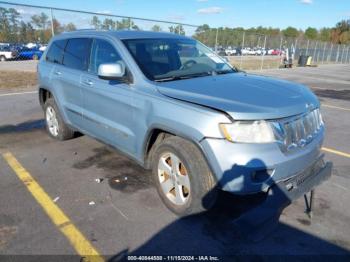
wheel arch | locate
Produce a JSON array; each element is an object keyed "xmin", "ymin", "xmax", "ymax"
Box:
[
  {"xmin": 143, "ymin": 127, "xmax": 174, "ymax": 169},
  {"xmin": 142, "ymin": 125, "xmax": 216, "ymax": 183},
  {"xmin": 39, "ymin": 88, "xmax": 53, "ymax": 109}
]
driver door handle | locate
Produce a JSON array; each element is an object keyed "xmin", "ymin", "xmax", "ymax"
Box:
[{"xmin": 82, "ymin": 79, "xmax": 93, "ymax": 86}]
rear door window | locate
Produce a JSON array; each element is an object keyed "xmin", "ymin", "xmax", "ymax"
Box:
[
  {"xmin": 63, "ymin": 38, "xmax": 92, "ymax": 71},
  {"xmin": 46, "ymin": 39, "xmax": 67, "ymax": 64},
  {"xmin": 88, "ymin": 39, "xmax": 122, "ymax": 74}
]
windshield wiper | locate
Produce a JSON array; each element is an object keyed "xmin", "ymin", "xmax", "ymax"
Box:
[
  {"xmin": 154, "ymin": 76, "xmax": 182, "ymax": 82},
  {"xmin": 214, "ymin": 69, "xmax": 236, "ymax": 75},
  {"xmin": 155, "ymin": 72, "xmax": 212, "ymax": 82}
]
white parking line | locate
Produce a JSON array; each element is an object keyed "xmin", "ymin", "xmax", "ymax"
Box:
[
  {"xmin": 322, "ymin": 104, "xmax": 350, "ymax": 112},
  {"xmin": 332, "ymin": 182, "xmax": 349, "ymax": 192},
  {"xmin": 311, "ymin": 86, "xmax": 329, "ymax": 90},
  {"xmin": 0, "ymin": 91, "xmax": 38, "ymax": 97}
]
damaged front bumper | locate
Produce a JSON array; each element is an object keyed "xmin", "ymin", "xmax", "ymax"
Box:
[
  {"xmin": 275, "ymin": 158, "xmax": 332, "ymax": 202},
  {"xmin": 232, "ymin": 159, "xmax": 332, "ymax": 241}
]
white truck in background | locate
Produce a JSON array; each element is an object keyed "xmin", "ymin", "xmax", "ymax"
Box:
[{"xmin": 0, "ymin": 46, "xmax": 18, "ymax": 61}]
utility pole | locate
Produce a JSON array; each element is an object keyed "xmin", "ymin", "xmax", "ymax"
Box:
[
  {"xmin": 336, "ymin": 44, "xmax": 340, "ymax": 62},
  {"xmin": 313, "ymin": 41, "xmax": 318, "ymax": 63},
  {"xmin": 215, "ymin": 28, "xmax": 219, "ymax": 53},
  {"xmin": 321, "ymin": 42, "xmax": 326, "ymax": 64},
  {"xmin": 50, "ymin": 8, "xmax": 55, "ymax": 36},
  {"xmin": 239, "ymin": 31, "xmax": 245, "ymax": 69},
  {"xmin": 260, "ymin": 35, "xmax": 267, "ymax": 70},
  {"xmin": 278, "ymin": 37, "xmax": 283, "ymax": 69},
  {"xmin": 328, "ymin": 44, "xmax": 333, "ymax": 62}
]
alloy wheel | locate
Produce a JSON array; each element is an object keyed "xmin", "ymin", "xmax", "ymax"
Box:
[
  {"xmin": 157, "ymin": 152, "xmax": 191, "ymax": 205},
  {"xmin": 46, "ymin": 106, "xmax": 59, "ymax": 137}
]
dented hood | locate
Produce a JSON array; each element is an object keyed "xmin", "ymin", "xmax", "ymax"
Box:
[{"xmin": 155, "ymin": 73, "xmax": 319, "ymax": 120}]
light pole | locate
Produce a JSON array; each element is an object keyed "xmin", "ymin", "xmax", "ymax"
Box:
[
  {"xmin": 215, "ymin": 28, "xmax": 219, "ymax": 52},
  {"xmin": 50, "ymin": 8, "xmax": 55, "ymax": 36}
]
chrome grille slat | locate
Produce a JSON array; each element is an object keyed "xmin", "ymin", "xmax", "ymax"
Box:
[{"xmin": 275, "ymin": 108, "xmax": 323, "ymax": 152}]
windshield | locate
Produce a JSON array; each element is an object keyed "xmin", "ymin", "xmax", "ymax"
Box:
[{"xmin": 122, "ymin": 38, "xmax": 236, "ymax": 81}]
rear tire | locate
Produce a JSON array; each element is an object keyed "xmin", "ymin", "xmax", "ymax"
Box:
[
  {"xmin": 152, "ymin": 136, "xmax": 218, "ymax": 216},
  {"xmin": 44, "ymin": 98, "xmax": 75, "ymax": 140}
]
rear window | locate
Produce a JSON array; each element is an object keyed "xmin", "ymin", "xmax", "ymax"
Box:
[
  {"xmin": 63, "ymin": 38, "xmax": 92, "ymax": 71},
  {"xmin": 46, "ymin": 39, "xmax": 67, "ymax": 64}
]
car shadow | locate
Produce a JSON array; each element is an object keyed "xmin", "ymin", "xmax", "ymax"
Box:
[
  {"xmin": 0, "ymin": 119, "xmax": 45, "ymax": 134},
  {"xmin": 108, "ymin": 158, "xmax": 350, "ymax": 260}
]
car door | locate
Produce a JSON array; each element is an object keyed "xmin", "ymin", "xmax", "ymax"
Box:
[
  {"xmin": 80, "ymin": 38, "xmax": 136, "ymax": 154},
  {"xmin": 52, "ymin": 38, "xmax": 92, "ymax": 128}
]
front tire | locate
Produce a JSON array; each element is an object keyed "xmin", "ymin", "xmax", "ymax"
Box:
[
  {"xmin": 152, "ymin": 136, "xmax": 218, "ymax": 216},
  {"xmin": 44, "ymin": 98, "xmax": 75, "ymax": 140}
]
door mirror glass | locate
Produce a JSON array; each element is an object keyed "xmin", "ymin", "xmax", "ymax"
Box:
[{"xmin": 98, "ymin": 61, "xmax": 125, "ymax": 80}]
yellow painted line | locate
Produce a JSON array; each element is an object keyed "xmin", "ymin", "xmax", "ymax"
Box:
[
  {"xmin": 322, "ymin": 104, "xmax": 350, "ymax": 112},
  {"xmin": 322, "ymin": 147, "xmax": 350, "ymax": 158},
  {"xmin": 2, "ymin": 152, "xmax": 104, "ymax": 262}
]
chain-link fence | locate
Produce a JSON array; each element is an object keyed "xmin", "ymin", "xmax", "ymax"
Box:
[
  {"xmin": 201, "ymin": 30, "xmax": 350, "ymax": 70},
  {"xmin": 1, "ymin": 1, "xmax": 349, "ymax": 71}
]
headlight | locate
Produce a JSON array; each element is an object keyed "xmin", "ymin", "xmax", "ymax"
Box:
[{"xmin": 219, "ymin": 120, "xmax": 276, "ymax": 143}]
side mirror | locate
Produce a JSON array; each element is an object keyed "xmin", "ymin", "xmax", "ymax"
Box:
[{"xmin": 98, "ymin": 61, "xmax": 126, "ymax": 80}]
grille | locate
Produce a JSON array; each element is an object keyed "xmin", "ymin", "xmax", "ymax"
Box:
[{"xmin": 273, "ymin": 108, "xmax": 323, "ymax": 152}]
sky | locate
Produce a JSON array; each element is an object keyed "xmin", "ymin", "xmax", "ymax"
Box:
[{"xmin": 3, "ymin": 0, "xmax": 350, "ymax": 30}]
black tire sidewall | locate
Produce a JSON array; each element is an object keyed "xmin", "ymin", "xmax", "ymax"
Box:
[
  {"xmin": 152, "ymin": 137, "xmax": 217, "ymax": 216},
  {"xmin": 44, "ymin": 98, "xmax": 73, "ymax": 140}
]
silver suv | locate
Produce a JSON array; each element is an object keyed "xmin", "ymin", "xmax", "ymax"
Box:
[{"xmin": 38, "ymin": 30, "xmax": 332, "ymax": 215}]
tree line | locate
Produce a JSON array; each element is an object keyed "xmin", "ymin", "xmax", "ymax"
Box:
[
  {"xmin": 0, "ymin": 8, "xmax": 76, "ymax": 43},
  {"xmin": 89, "ymin": 15, "xmax": 185, "ymax": 35},
  {"xmin": 194, "ymin": 20, "xmax": 350, "ymax": 48}
]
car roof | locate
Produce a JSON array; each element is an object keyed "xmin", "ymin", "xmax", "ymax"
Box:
[{"xmin": 55, "ymin": 30, "xmax": 190, "ymax": 40}]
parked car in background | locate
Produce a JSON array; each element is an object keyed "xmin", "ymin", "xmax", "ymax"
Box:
[
  {"xmin": 235, "ymin": 47, "xmax": 242, "ymax": 56},
  {"xmin": 225, "ymin": 48, "xmax": 237, "ymax": 56},
  {"xmin": 38, "ymin": 30, "xmax": 332, "ymax": 216},
  {"xmin": 254, "ymin": 48, "xmax": 267, "ymax": 56},
  {"xmin": 39, "ymin": 45, "xmax": 47, "ymax": 52},
  {"xmin": 271, "ymin": 49, "xmax": 282, "ymax": 56},
  {"xmin": 241, "ymin": 48, "xmax": 249, "ymax": 55},
  {"xmin": 216, "ymin": 47, "xmax": 227, "ymax": 56},
  {"xmin": 0, "ymin": 46, "xmax": 18, "ymax": 61},
  {"xmin": 241, "ymin": 47, "xmax": 255, "ymax": 55},
  {"xmin": 17, "ymin": 47, "xmax": 43, "ymax": 60},
  {"xmin": 26, "ymin": 42, "xmax": 38, "ymax": 49},
  {"xmin": 253, "ymin": 48, "xmax": 261, "ymax": 56},
  {"xmin": 267, "ymin": 49, "xmax": 275, "ymax": 55}
]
